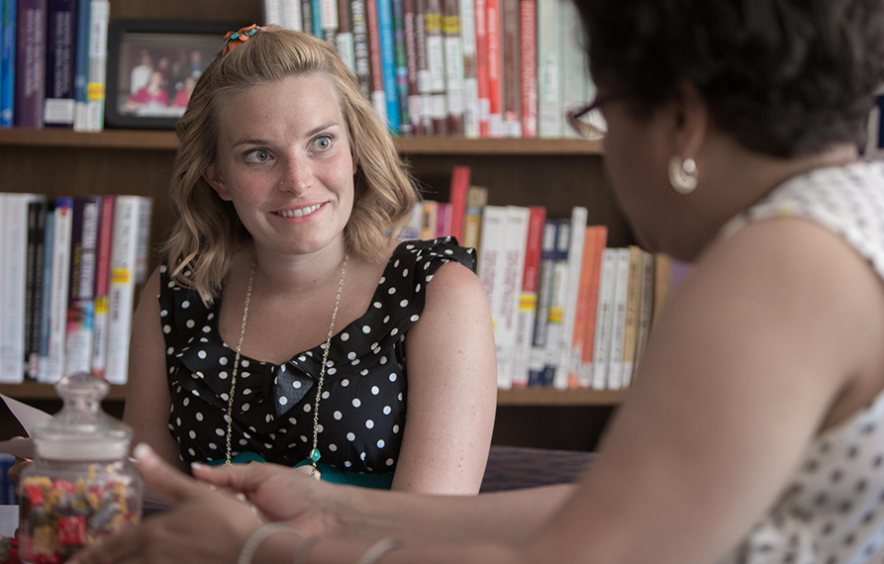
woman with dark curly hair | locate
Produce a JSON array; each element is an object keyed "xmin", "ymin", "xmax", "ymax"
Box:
[{"xmin": 71, "ymin": 1, "xmax": 884, "ymax": 563}]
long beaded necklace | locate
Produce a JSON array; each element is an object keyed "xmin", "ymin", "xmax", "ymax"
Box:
[{"xmin": 225, "ymin": 253, "xmax": 349, "ymax": 481}]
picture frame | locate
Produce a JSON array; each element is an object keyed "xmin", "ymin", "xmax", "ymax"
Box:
[{"xmin": 105, "ymin": 19, "xmax": 249, "ymax": 130}]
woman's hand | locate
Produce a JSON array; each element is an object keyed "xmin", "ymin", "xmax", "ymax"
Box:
[{"xmin": 69, "ymin": 445, "xmax": 265, "ymax": 564}]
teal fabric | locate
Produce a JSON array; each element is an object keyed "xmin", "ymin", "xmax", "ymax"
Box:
[{"xmin": 206, "ymin": 452, "xmax": 394, "ymax": 490}]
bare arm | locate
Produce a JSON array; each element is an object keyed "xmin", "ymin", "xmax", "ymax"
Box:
[
  {"xmin": 393, "ymin": 261, "xmax": 498, "ymax": 494},
  {"xmin": 123, "ymin": 267, "xmax": 182, "ymax": 468}
]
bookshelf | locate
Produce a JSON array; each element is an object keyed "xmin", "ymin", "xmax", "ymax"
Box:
[{"xmin": 0, "ymin": 0, "xmax": 635, "ymax": 450}]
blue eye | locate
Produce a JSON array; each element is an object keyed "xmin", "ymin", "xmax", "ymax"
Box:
[
  {"xmin": 245, "ymin": 149, "xmax": 271, "ymax": 163},
  {"xmin": 313, "ymin": 136, "xmax": 332, "ymax": 150}
]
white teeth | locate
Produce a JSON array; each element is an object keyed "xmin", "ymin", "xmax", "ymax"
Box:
[{"xmin": 279, "ymin": 204, "xmax": 321, "ymax": 218}]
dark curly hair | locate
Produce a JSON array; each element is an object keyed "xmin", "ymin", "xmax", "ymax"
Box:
[{"xmin": 573, "ymin": 0, "xmax": 884, "ymax": 157}]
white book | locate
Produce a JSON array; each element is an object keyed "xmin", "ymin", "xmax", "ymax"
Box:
[
  {"xmin": 85, "ymin": 0, "xmax": 110, "ymax": 132},
  {"xmin": 263, "ymin": 0, "xmax": 284, "ymax": 25},
  {"xmin": 560, "ymin": 0, "xmax": 588, "ymax": 140},
  {"xmin": 0, "ymin": 196, "xmax": 5, "ymax": 379},
  {"xmin": 633, "ymin": 250, "xmax": 656, "ymax": 381},
  {"xmin": 606, "ymin": 248, "xmax": 631, "ymax": 389},
  {"xmin": 0, "ymin": 194, "xmax": 44, "ymax": 383},
  {"xmin": 281, "ymin": 0, "xmax": 303, "ymax": 31},
  {"xmin": 495, "ymin": 206, "xmax": 529, "ymax": 389},
  {"xmin": 476, "ymin": 205, "xmax": 509, "ymax": 388},
  {"xmin": 590, "ymin": 249, "xmax": 617, "ymax": 390},
  {"xmin": 46, "ymin": 199, "xmax": 74, "ymax": 383},
  {"xmin": 544, "ymin": 221, "xmax": 569, "ymax": 386},
  {"xmin": 459, "ymin": 0, "xmax": 479, "ymax": 138},
  {"xmin": 536, "ymin": 0, "xmax": 562, "ymax": 138},
  {"xmin": 105, "ymin": 196, "xmax": 151, "ymax": 385},
  {"xmin": 553, "ymin": 206, "xmax": 586, "ymax": 389},
  {"xmin": 134, "ymin": 198, "xmax": 153, "ymax": 285}
]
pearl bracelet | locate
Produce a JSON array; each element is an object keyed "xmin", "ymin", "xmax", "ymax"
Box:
[
  {"xmin": 355, "ymin": 537, "xmax": 401, "ymax": 564},
  {"xmin": 237, "ymin": 523, "xmax": 307, "ymax": 564}
]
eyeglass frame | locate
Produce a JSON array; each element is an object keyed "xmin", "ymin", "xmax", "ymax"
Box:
[{"xmin": 565, "ymin": 92, "xmax": 620, "ymax": 138}]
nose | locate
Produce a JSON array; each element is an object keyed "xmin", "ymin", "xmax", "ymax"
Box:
[{"xmin": 278, "ymin": 154, "xmax": 314, "ymax": 196}]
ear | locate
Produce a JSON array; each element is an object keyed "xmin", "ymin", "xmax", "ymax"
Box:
[
  {"xmin": 671, "ymin": 82, "xmax": 709, "ymax": 162},
  {"xmin": 203, "ymin": 162, "xmax": 232, "ymax": 201}
]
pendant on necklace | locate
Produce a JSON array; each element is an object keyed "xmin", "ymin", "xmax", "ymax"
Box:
[{"xmin": 310, "ymin": 448, "xmax": 321, "ymax": 462}]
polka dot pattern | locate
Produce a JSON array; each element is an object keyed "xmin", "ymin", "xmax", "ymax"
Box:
[
  {"xmin": 718, "ymin": 162, "xmax": 884, "ymax": 564},
  {"xmin": 159, "ymin": 238, "xmax": 474, "ymax": 475}
]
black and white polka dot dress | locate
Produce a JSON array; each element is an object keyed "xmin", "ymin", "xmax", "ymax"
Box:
[
  {"xmin": 716, "ymin": 162, "xmax": 884, "ymax": 564},
  {"xmin": 159, "ymin": 237, "xmax": 475, "ymax": 476}
]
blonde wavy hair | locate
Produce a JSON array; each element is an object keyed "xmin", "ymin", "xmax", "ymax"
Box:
[{"xmin": 164, "ymin": 27, "xmax": 419, "ymax": 303}]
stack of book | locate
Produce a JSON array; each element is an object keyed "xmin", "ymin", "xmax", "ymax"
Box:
[
  {"xmin": 262, "ymin": 0, "xmax": 600, "ymax": 138},
  {"xmin": 399, "ymin": 166, "xmax": 688, "ymax": 390},
  {"xmin": 0, "ymin": 0, "xmax": 111, "ymax": 130},
  {"xmin": 0, "ymin": 193, "xmax": 152, "ymax": 385}
]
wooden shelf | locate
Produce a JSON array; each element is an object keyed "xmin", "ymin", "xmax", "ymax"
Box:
[
  {"xmin": 0, "ymin": 128, "xmax": 604, "ymax": 155},
  {"xmin": 0, "ymin": 383, "xmax": 621, "ymax": 406}
]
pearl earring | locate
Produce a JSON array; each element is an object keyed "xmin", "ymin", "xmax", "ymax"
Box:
[{"xmin": 668, "ymin": 156, "xmax": 698, "ymax": 195}]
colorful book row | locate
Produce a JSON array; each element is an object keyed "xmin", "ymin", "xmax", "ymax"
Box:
[{"xmin": 0, "ymin": 193, "xmax": 152, "ymax": 385}]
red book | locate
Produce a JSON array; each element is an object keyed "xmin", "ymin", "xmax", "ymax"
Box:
[
  {"xmin": 447, "ymin": 165, "xmax": 471, "ymax": 243},
  {"xmin": 366, "ymin": 0, "xmax": 387, "ymax": 122},
  {"xmin": 486, "ymin": 0, "xmax": 503, "ymax": 137},
  {"xmin": 519, "ymin": 0, "xmax": 537, "ymax": 137},
  {"xmin": 579, "ymin": 225, "xmax": 608, "ymax": 387},
  {"xmin": 91, "ymin": 195, "xmax": 114, "ymax": 378},
  {"xmin": 474, "ymin": 0, "xmax": 490, "ymax": 136},
  {"xmin": 511, "ymin": 205, "xmax": 546, "ymax": 388}
]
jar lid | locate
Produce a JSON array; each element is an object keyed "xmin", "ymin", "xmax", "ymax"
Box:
[{"xmin": 33, "ymin": 373, "xmax": 132, "ymax": 461}]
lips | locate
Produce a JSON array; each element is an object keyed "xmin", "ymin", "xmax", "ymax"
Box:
[{"xmin": 276, "ymin": 203, "xmax": 323, "ymax": 218}]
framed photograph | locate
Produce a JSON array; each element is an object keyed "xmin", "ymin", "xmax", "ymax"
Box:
[{"xmin": 105, "ymin": 19, "xmax": 248, "ymax": 130}]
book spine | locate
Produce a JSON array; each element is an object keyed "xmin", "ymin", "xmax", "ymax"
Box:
[
  {"xmin": 458, "ymin": 0, "xmax": 478, "ymax": 138},
  {"xmin": 568, "ymin": 226, "xmax": 596, "ymax": 388},
  {"xmin": 0, "ymin": 0, "xmax": 16, "ymax": 128},
  {"xmin": 46, "ymin": 197, "xmax": 72, "ymax": 383},
  {"xmin": 263, "ymin": 0, "xmax": 283, "ymax": 25},
  {"xmin": 377, "ymin": 0, "xmax": 400, "ymax": 132},
  {"xmin": 495, "ymin": 205, "xmax": 528, "ymax": 389},
  {"xmin": 64, "ymin": 195, "xmax": 99, "ymax": 377},
  {"xmin": 311, "ymin": 0, "xmax": 323, "ymax": 37},
  {"xmin": 485, "ymin": 0, "xmax": 501, "ymax": 137},
  {"xmin": 536, "ymin": 0, "xmax": 560, "ymax": 137},
  {"xmin": 71, "ymin": 0, "xmax": 87, "ymax": 130},
  {"xmin": 527, "ymin": 220, "xmax": 556, "ymax": 387},
  {"xmin": 543, "ymin": 219, "xmax": 568, "ymax": 386},
  {"xmin": 37, "ymin": 203, "xmax": 54, "ymax": 382},
  {"xmin": 475, "ymin": 205, "xmax": 508, "ymax": 388},
  {"xmin": 279, "ymin": 0, "xmax": 299, "ymax": 29},
  {"xmin": 518, "ymin": 0, "xmax": 535, "ymax": 137},
  {"xmin": 621, "ymin": 246, "xmax": 643, "ymax": 387},
  {"xmin": 90, "ymin": 194, "xmax": 113, "ymax": 378},
  {"xmin": 554, "ymin": 206, "xmax": 586, "ymax": 389},
  {"xmin": 133, "ymin": 196, "xmax": 152, "ymax": 285},
  {"xmin": 402, "ymin": 0, "xmax": 420, "ymax": 134},
  {"xmin": 511, "ymin": 205, "xmax": 544, "ymax": 387},
  {"xmin": 43, "ymin": 0, "xmax": 76, "ymax": 128},
  {"xmin": 632, "ymin": 249, "xmax": 655, "ymax": 382},
  {"xmin": 461, "ymin": 184, "xmax": 487, "ymax": 251},
  {"xmin": 105, "ymin": 196, "xmax": 141, "ymax": 385},
  {"xmin": 0, "ymin": 195, "xmax": 20, "ymax": 382},
  {"xmin": 84, "ymin": 0, "xmax": 108, "ymax": 132},
  {"xmin": 350, "ymin": 0, "xmax": 370, "ymax": 98},
  {"xmin": 425, "ymin": 0, "xmax": 446, "ymax": 135},
  {"xmin": 13, "ymin": 0, "xmax": 46, "ymax": 128},
  {"xmin": 578, "ymin": 225, "xmax": 607, "ymax": 387},
  {"xmin": 590, "ymin": 248, "xmax": 616, "ymax": 390},
  {"xmin": 442, "ymin": 0, "xmax": 462, "ymax": 135},
  {"xmin": 366, "ymin": 0, "xmax": 387, "ymax": 121},
  {"xmin": 447, "ymin": 164, "xmax": 470, "ymax": 243},
  {"xmin": 652, "ymin": 253, "xmax": 672, "ymax": 328},
  {"xmin": 500, "ymin": 0, "xmax": 520, "ymax": 137},
  {"xmin": 434, "ymin": 201, "xmax": 449, "ymax": 237},
  {"xmin": 560, "ymin": 0, "xmax": 586, "ymax": 139},
  {"xmin": 336, "ymin": 0, "xmax": 354, "ymax": 70},
  {"xmin": 474, "ymin": 0, "xmax": 489, "ymax": 136},
  {"xmin": 605, "ymin": 247, "xmax": 630, "ymax": 390},
  {"xmin": 301, "ymin": 0, "xmax": 313, "ymax": 35},
  {"xmin": 414, "ymin": 0, "xmax": 433, "ymax": 134},
  {"xmin": 320, "ymin": 0, "xmax": 339, "ymax": 41},
  {"xmin": 0, "ymin": 196, "xmax": 6, "ymax": 381},
  {"xmin": 419, "ymin": 200, "xmax": 437, "ymax": 239},
  {"xmin": 24, "ymin": 199, "xmax": 46, "ymax": 379},
  {"xmin": 392, "ymin": 0, "xmax": 411, "ymax": 134}
]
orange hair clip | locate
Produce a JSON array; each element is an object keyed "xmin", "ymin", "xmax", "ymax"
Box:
[{"xmin": 222, "ymin": 24, "xmax": 270, "ymax": 55}]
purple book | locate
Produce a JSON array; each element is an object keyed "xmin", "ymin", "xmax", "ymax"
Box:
[
  {"xmin": 44, "ymin": 0, "xmax": 76, "ymax": 128},
  {"xmin": 13, "ymin": 0, "xmax": 47, "ymax": 128}
]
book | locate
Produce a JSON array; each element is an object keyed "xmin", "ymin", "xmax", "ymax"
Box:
[
  {"xmin": 43, "ymin": 0, "xmax": 76, "ymax": 128},
  {"xmin": 434, "ymin": 201, "xmax": 451, "ymax": 237},
  {"xmin": 13, "ymin": 0, "xmax": 47, "ymax": 128},
  {"xmin": 461, "ymin": 185, "xmax": 487, "ymax": 251},
  {"xmin": 90, "ymin": 194, "xmax": 113, "ymax": 378},
  {"xmin": 485, "ymin": 0, "xmax": 501, "ymax": 136},
  {"xmin": 84, "ymin": 0, "xmax": 108, "ymax": 132},
  {"xmin": 263, "ymin": 0, "xmax": 283, "ymax": 25},
  {"xmin": 24, "ymin": 199, "xmax": 47, "ymax": 379},
  {"xmin": 553, "ymin": 206, "xmax": 586, "ymax": 389},
  {"xmin": 442, "ymin": 0, "xmax": 463, "ymax": 135},
  {"xmin": 64, "ymin": 195, "xmax": 100, "ymax": 377},
  {"xmin": 0, "ymin": 0, "xmax": 16, "ymax": 128},
  {"xmin": 336, "ymin": 0, "xmax": 354, "ymax": 71},
  {"xmin": 652, "ymin": 253, "xmax": 672, "ymax": 328},
  {"xmin": 511, "ymin": 205, "xmax": 544, "ymax": 387},
  {"xmin": 518, "ymin": 0, "xmax": 535, "ymax": 137},
  {"xmin": 301, "ymin": 0, "xmax": 313, "ymax": 36},
  {"xmin": 606, "ymin": 247, "xmax": 630, "ymax": 389},
  {"xmin": 567, "ymin": 225, "xmax": 596, "ymax": 388},
  {"xmin": 620, "ymin": 245, "xmax": 643, "ymax": 387},
  {"xmin": 633, "ymin": 249, "xmax": 655, "ymax": 381},
  {"xmin": 475, "ymin": 205, "xmax": 508, "ymax": 387},
  {"xmin": 0, "ymin": 196, "xmax": 6, "ymax": 379},
  {"xmin": 447, "ymin": 164, "xmax": 470, "ymax": 242},
  {"xmin": 575, "ymin": 225, "xmax": 607, "ymax": 388},
  {"xmin": 543, "ymin": 218, "xmax": 569, "ymax": 386},
  {"xmin": 500, "ymin": 0, "xmax": 520, "ymax": 137},
  {"xmin": 320, "ymin": 0, "xmax": 339, "ymax": 43},
  {"xmin": 46, "ymin": 197, "xmax": 73, "ymax": 383},
  {"xmin": 590, "ymin": 248, "xmax": 617, "ymax": 390},
  {"xmin": 425, "ymin": 0, "xmax": 446, "ymax": 135},
  {"xmin": 366, "ymin": 0, "xmax": 387, "ymax": 122},
  {"xmin": 133, "ymin": 195, "xmax": 152, "ymax": 285},
  {"xmin": 419, "ymin": 199, "xmax": 438, "ymax": 239},
  {"xmin": 311, "ymin": 0, "xmax": 322, "ymax": 38},
  {"xmin": 474, "ymin": 0, "xmax": 489, "ymax": 137},
  {"xmin": 36, "ymin": 201, "xmax": 54, "ymax": 382},
  {"xmin": 397, "ymin": 201, "xmax": 422, "ymax": 240},
  {"xmin": 527, "ymin": 220, "xmax": 556, "ymax": 386},
  {"xmin": 414, "ymin": 0, "xmax": 433, "ymax": 134},
  {"xmin": 71, "ymin": 0, "xmax": 87, "ymax": 130},
  {"xmin": 105, "ymin": 196, "xmax": 149, "ymax": 385},
  {"xmin": 350, "ymin": 0, "xmax": 370, "ymax": 98},
  {"xmin": 282, "ymin": 0, "xmax": 304, "ymax": 30},
  {"xmin": 560, "ymin": 0, "xmax": 587, "ymax": 139},
  {"xmin": 403, "ymin": 0, "xmax": 420, "ymax": 134},
  {"xmin": 536, "ymin": 0, "xmax": 561, "ymax": 137},
  {"xmin": 392, "ymin": 0, "xmax": 411, "ymax": 134},
  {"xmin": 377, "ymin": 0, "xmax": 400, "ymax": 132},
  {"xmin": 458, "ymin": 0, "xmax": 478, "ymax": 137},
  {"xmin": 495, "ymin": 205, "xmax": 528, "ymax": 388}
]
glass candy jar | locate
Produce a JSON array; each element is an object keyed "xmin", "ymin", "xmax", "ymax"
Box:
[{"xmin": 19, "ymin": 373, "xmax": 142, "ymax": 564}]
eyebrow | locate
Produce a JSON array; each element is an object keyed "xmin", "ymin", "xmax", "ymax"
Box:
[{"xmin": 230, "ymin": 122, "xmax": 340, "ymax": 148}]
